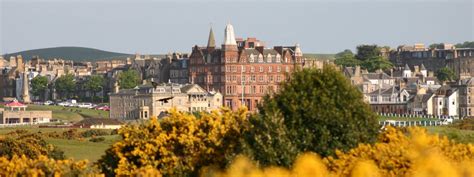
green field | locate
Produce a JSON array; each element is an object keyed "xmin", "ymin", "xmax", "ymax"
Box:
[
  {"xmin": 425, "ymin": 126, "xmax": 474, "ymax": 144},
  {"xmin": 45, "ymin": 135, "xmax": 119, "ymax": 162},
  {"xmin": 0, "ymin": 127, "xmax": 119, "ymax": 162},
  {"xmin": 1, "ymin": 104, "xmax": 109, "ymax": 122}
]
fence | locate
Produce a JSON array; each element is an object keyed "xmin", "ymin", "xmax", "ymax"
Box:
[{"xmin": 379, "ymin": 120, "xmax": 445, "ymax": 127}]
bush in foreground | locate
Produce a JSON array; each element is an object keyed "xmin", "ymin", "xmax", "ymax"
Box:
[
  {"xmin": 243, "ymin": 66, "xmax": 379, "ymax": 167},
  {"xmin": 97, "ymin": 108, "xmax": 248, "ymax": 176}
]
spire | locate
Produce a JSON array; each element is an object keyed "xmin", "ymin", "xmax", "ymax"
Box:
[
  {"xmin": 404, "ymin": 64, "xmax": 410, "ymax": 71},
  {"xmin": 207, "ymin": 26, "xmax": 216, "ymax": 48},
  {"xmin": 420, "ymin": 63, "xmax": 426, "ymax": 70},
  {"xmin": 223, "ymin": 23, "xmax": 237, "ymax": 45}
]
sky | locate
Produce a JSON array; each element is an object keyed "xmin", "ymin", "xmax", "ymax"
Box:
[{"xmin": 0, "ymin": 0, "xmax": 473, "ymax": 54}]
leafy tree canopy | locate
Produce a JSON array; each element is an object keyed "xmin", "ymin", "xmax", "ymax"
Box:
[
  {"xmin": 455, "ymin": 41, "xmax": 474, "ymax": 48},
  {"xmin": 355, "ymin": 45, "xmax": 380, "ymax": 61},
  {"xmin": 361, "ymin": 56, "xmax": 393, "ymax": 72},
  {"xmin": 85, "ymin": 75, "xmax": 105, "ymax": 92},
  {"xmin": 436, "ymin": 67, "xmax": 457, "ymax": 83},
  {"xmin": 54, "ymin": 74, "xmax": 75, "ymax": 99},
  {"xmin": 118, "ymin": 70, "xmax": 141, "ymax": 89},
  {"xmin": 243, "ymin": 66, "xmax": 379, "ymax": 167},
  {"xmin": 31, "ymin": 76, "xmax": 48, "ymax": 97}
]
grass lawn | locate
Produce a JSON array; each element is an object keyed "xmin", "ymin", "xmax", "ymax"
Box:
[
  {"xmin": 22, "ymin": 105, "xmax": 108, "ymax": 122},
  {"xmin": 425, "ymin": 126, "xmax": 474, "ymax": 144},
  {"xmin": 0, "ymin": 127, "xmax": 120, "ymax": 162},
  {"xmin": 45, "ymin": 135, "xmax": 120, "ymax": 162}
]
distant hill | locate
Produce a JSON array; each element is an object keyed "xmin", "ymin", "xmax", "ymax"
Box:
[
  {"xmin": 303, "ymin": 53, "xmax": 335, "ymax": 60},
  {"xmin": 3, "ymin": 47, "xmax": 132, "ymax": 61}
]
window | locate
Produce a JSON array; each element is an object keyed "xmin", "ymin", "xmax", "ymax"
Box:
[
  {"xmin": 251, "ymin": 67, "xmax": 255, "ymax": 72},
  {"xmin": 268, "ymin": 66, "xmax": 272, "ymax": 72},
  {"xmin": 258, "ymin": 54, "xmax": 263, "ymax": 63},
  {"xmin": 266, "ymin": 54, "xmax": 272, "ymax": 63},
  {"xmin": 276, "ymin": 54, "xmax": 281, "ymax": 63},
  {"xmin": 259, "ymin": 76, "xmax": 264, "ymax": 82},
  {"xmin": 370, "ymin": 96, "xmax": 378, "ymax": 102},
  {"xmin": 259, "ymin": 66, "xmax": 263, "ymax": 72},
  {"xmin": 249, "ymin": 54, "xmax": 255, "ymax": 63},
  {"xmin": 241, "ymin": 66, "xmax": 246, "ymax": 72},
  {"xmin": 277, "ymin": 66, "xmax": 281, "ymax": 72},
  {"xmin": 285, "ymin": 66, "xmax": 290, "ymax": 72},
  {"xmin": 251, "ymin": 75, "xmax": 256, "ymax": 82},
  {"xmin": 277, "ymin": 75, "xmax": 281, "ymax": 82},
  {"xmin": 269, "ymin": 75, "xmax": 274, "ymax": 82}
]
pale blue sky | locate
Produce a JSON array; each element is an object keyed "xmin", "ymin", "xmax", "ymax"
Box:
[{"xmin": 1, "ymin": 0, "xmax": 473, "ymax": 54}]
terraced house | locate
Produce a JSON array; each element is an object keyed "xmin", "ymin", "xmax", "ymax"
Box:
[{"xmin": 189, "ymin": 24, "xmax": 304, "ymax": 111}]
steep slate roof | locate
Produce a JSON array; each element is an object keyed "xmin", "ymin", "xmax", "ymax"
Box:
[{"xmin": 363, "ymin": 73, "xmax": 392, "ymax": 80}]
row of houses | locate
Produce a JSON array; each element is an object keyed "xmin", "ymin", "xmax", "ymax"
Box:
[{"xmin": 345, "ymin": 64, "xmax": 474, "ymax": 118}]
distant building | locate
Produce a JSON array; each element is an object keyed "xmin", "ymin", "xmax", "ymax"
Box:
[
  {"xmin": 389, "ymin": 43, "xmax": 474, "ymax": 79},
  {"xmin": 189, "ymin": 24, "xmax": 304, "ymax": 111},
  {"xmin": 0, "ymin": 99, "xmax": 51, "ymax": 124},
  {"xmin": 109, "ymin": 83, "xmax": 222, "ymax": 120}
]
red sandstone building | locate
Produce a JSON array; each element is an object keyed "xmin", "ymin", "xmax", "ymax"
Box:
[{"xmin": 189, "ymin": 24, "xmax": 303, "ymax": 111}]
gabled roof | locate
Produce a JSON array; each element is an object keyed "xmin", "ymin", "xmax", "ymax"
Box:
[{"xmin": 5, "ymin": 99, "xmax": 26, "ymax": 107}]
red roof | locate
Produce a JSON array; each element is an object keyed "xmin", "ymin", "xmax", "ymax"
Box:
[{"xmin": 5, "ymin": 100, "xmax": 26, "ymax": 107}]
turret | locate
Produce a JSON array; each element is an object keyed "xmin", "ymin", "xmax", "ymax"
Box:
[
  {"xmin": 420, "ymin": 63, "xmax": 427, "ymax": 78},
  {"xmin": 403, "ymin": 64, "xmax": 411, "ymax": 78}
]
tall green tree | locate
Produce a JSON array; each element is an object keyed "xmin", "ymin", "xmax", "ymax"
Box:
[
  {"xmin": 361, "ymin": 56, "xmax": 393, "ymax": 72},
  {"xmin": 355, "ymin": 45, "xmax": 380, "ymax": 61},
  {"xmin": 85, "ymin": 75, "xmax": 105, "ymax": 102},
  {"xmin": 455, "ymin": 41, "xmax": 474, "ymax": 48},
  {"xmin": 334, "ymin": 50, "xmax": 361, "ymax": 67},
  {"xmin": 243, "ymin": 66, "xmax": 379, "ymax": 167},
  {"xmin": 436, "ymin": 67, "xmax": 457, "ymax": 84},
  {"xmin": 118, "ymin": 70, "xmax": 141, "ymax": 89},
  {"xmin": 31, "ymin": 76, "xmax": 48, "ymax": 101},
  {"xmin": 55, "ymin": 74, "xmax": 75, "ymax": 99}
]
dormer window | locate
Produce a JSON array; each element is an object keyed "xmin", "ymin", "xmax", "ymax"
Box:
[
  {"xmin": 249, "ymin": 54, "xmax": 255, "ymax": 63},
  {"xmin": 266, "ymin": 54, "xmax": 272, "ymax": 63},
  {"xmin": 276, "ymin": 54, "xmax": 281, "ymax": 63},
  {"xmin": 258, "ymin": 54, "xmax": 263, "ymax": 63}
]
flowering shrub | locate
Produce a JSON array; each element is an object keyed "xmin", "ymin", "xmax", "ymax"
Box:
[
  {"xmin": 206, "ymin": 127, "xmax": 474, "ymax": 177},
  {"xmin": 0, "ymin": 155, "xmax": 100, "ymax": 176},
  {"xmin": 97, "ymin": 107, "xmax": 248, "ymax": 176}
]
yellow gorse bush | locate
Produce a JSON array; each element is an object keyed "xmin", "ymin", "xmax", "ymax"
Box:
[
  {"xmin": 209, "ymin": 126, "xmax": 474, "ymax": 177},
  {"xmin": 0, "ymin": 155, "xmax": 100, "ymax": 176},
  {"xmin": 98, "ymin": 107, "xmax": 248, "ymax": 176}
]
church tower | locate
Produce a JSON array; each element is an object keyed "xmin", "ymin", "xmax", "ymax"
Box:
[{"xmin": 22, "ymin": 64, "xmax": 31, "ymax": 103}]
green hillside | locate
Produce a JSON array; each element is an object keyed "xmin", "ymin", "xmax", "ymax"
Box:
[{"xmin": 3, "ymin": 47, "xmax": 132, "ymax": 61}]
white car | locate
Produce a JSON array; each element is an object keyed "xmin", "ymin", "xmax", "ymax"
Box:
[
  {"xmin": 43, "ymin": 100, "xmax": 54, "ymax": 105},
  {"xmin": 57, "ymin": 102, "xmax": 70, "ymax": 107},
  {"xmin": 77, "ymin": 103, "xmax": 95, "ymax": 109}
]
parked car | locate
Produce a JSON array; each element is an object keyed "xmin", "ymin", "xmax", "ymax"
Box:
[
  {"xmin": 96, "ymin": 105, "xmax": 110, "ymax": 111},
  {"xmin": 77, "ymin": 103, "xmax": 96, "ymax": 109},
  {"xmin": 57, "ymin": 101, "xmax": 70, "ymax": 107},
  {"xmin": 43, "ymin": 100, "xmax": 54, "ymax": 105}
]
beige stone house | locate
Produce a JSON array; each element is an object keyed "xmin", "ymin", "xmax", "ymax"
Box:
[
  {"xmin": 0, "ymin": 99, "xmax": 52, "ymax": 124},
  {"xmin": 109, "ymin": 83, "xmax": 223, "ymax": 120}
]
